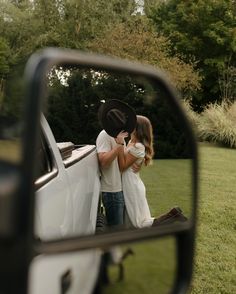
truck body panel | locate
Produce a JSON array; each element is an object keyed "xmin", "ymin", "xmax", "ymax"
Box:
[{"xmin": 31, "ymin": 115, "xmax": 101, "ymax": 294}]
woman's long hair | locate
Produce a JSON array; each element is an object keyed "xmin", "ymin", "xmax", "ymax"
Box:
[{"xmin": 134, "ymin": 115, "xmax": 154, "ymax": 166}]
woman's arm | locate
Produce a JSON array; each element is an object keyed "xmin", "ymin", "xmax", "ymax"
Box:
[
  {"xmin": 118, "ymin": 146, "xmax": 138, "ymax": 172},
  {"xmin": 115, "ymin": 131, "xmax": 139, "ymax": 172}
]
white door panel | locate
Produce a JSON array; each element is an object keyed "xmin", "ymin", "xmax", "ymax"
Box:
[{"xmin": 29, "ymin": 250, "xmax": 101, "ymax": 294}]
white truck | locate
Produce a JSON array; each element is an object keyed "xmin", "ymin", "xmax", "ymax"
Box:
[{"xmin": 30, "ymin": 115, "xmax": 102, "ymax": 294}]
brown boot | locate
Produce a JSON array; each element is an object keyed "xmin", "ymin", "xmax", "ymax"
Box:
[{"xmin": 152, "ymin": 207, "xmax": 187, "ymax": 226}]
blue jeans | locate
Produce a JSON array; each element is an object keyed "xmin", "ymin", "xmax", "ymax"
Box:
[{"xmin": 102, "ymin": 191, "xmax": 125, "ymax": 227}]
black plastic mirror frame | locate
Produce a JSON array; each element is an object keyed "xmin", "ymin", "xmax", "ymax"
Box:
[{"xmin": 21, "ymin": 48, "xmax": 198, "ymax": 294}]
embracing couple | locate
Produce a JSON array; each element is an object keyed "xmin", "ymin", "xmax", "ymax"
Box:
[{"xmin": 96, "ymin": 99, "xmax": 187, "ymax": 229}]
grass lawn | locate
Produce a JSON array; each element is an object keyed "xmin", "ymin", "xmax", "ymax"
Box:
[
  {"xmin": 103, "ymin": 237, "xmax": 176, "ymax": 294},
  {"xmin": 103, "ymin": 143, "xmax": 236, "ymax": 293},
  {"xmin": 103, "ymin": 156, "xmax": 193, "ymax": 294},
  {"xmin": 142, "ymin": 158, "xmax": 192, "ymax": 219},
  {"xmin": 190, "ymin": 143, "xmax": 236, "ymax": 294}
]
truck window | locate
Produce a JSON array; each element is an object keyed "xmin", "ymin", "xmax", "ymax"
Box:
[{"xmin": 36, "ymin": 132, "xmax": 54, "ymax": 180}]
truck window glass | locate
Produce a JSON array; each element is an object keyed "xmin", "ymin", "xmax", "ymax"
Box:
[{"xmin": 36, "ymin": 132, "xmax": 54, "ymax": 179}]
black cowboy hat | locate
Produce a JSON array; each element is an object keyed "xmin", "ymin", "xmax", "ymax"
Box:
[{"xmin": 98, "ymin": 99, "xmax": 137, "ymax": 138}]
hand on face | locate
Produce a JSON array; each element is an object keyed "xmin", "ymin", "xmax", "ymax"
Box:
[{"xmin": 115, "ymin": 131, "xmax": 129, "ymax": 145}]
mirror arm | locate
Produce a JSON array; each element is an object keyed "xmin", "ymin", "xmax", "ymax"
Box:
[
  {"xmin": 33, "ymin": 223, "xmax": 191, "ymax": 255},
  {"xmin": 171, "ymin": 230, "xmax": 195, "ymax": 294}
]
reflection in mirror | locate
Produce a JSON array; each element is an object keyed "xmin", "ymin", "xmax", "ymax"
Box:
[
  {"xmin": 34, "ymin": 64, "xmax": 193, "ymax": 241},
  {"xmin": 29, "ymin": 237, "xmax": 176, "ymax": 294},
  {"xmin": 102, "ymin": 237, "xmax": 176, "ymax": 294}
]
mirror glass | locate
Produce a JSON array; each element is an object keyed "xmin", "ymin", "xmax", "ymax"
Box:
[
  {"xmin": 102, "ymin": 237, "xmax": 176, "ymax": 294},
  {"xmin": 34, "ymin": 64, "xmax": 193, "ymax": 241}
]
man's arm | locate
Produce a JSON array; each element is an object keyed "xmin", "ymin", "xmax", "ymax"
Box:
[
  {"xmin": 98, "ymin": 145, "xmax": 123, "ymax": 169},
  {"xmin": 97, "ymin": 130, "xmax": 128, "ymax": 169}
]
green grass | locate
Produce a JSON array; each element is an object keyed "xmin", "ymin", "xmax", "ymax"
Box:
[
  {"xmin": 190, "ymin": 143, "xmax": 236, "ymax": 294},
  {"xmin": 103, "ymin": 143, "xmax": 236, "ymax": 293},
  {"xmin": 103, "ymin": 158, "xmax": 193, "ymax": 294},
  {"xmin": 141, "ymin": 158, "xmax": 192, "ymax": 219},
  {"xmin": 103, "ymin": 237, "xmax": 176, "ymax": 294}
]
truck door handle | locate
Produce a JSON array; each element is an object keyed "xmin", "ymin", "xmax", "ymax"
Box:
[{"xmin": 61, "ymin": 268, "xmax": 73, "ymax": 294}]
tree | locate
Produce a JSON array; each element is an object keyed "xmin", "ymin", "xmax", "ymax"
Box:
[
  {"xmin": 72, "ymin": 0, "xmax": 136, "ymax": 44},
  {"xmin": 87, "ymin": 16, "xmax": 201, "ymax": 99},
  {"xmin": 0, "ymin": 37, "xmax": 11, "ymax": 110},
  {"xmin": 147, "ymin": 0, "xmax": 236, "ymax": 109},
  {"xmin": 47, "ymin": 68, "xmax": 190, "ymax": 158},
  {"xmin": 0, "ymin": 0, "xmax": 137, "ymax": 62},
  {"xmin": 0, "ymin": 0, "xmax": 137, "ymax": 117}
]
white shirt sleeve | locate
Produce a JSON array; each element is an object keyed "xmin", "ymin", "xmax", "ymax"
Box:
[
  {"xmin": 96, "ymin": 130, "xmax": 112, "ymax": 153},
  {"xmin": 128, "ymin": 143, "xmax": 145, "ymax": 159}
]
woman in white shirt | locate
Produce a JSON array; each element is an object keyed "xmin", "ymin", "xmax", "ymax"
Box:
[{"xmin": 116, "ymin": 115, "xmax": 187, "ymax": 228}]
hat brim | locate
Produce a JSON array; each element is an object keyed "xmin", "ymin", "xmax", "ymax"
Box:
[{"xmin": 98, "ymin": 99, "xmax": 137, "ymax": 138}]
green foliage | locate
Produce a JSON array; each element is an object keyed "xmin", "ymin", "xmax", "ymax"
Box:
[
  {"xmin": 148, "ymin": 0, "xmax": 236, "ymax": 108},
  {"xmin": 0, "ymin": 0, "xmax": 136, "ymax": 59},
  {"xmin": 218, "ymin": 61, "xmax": 236, "ymax": 100},
  {"xmin": 0, "ymin": 37, "xmax": 11, "ymax": 109},
  {"xmin": 74, "ymin": 0, "xmax": 136, "ymax": 43},
  {"xmin": 182, "ymin": 100, "xmax": 200, "ymax": 130},
  {"xmin": 87, "ymin": 16, "xmax": 201, "ymax": 99},
  {"xmin": 0, "ymin": 37, "xmax": 11, "ymax": 76},
  {"xmin": 0, "ymin": 0, "xmax": 137, "ymax": 118},
  {"xmin": 46, "ymin": 69, "xmax": 147, "ymax": 145},
  {"xmin": 198, "ymin": 101, "xmax": 236, "ymax": 147},
  {"xmin": 183, "ymin": 100, "xmax": 236, "ymax": 148},
  {"xmin": 47, "ymin": 69, "xmax": 99, "ymax": 144},
  {"xmin": 0, "ymin": 0, "xmax": 202, "ymax": 158},
  {"xmin": 46, "ymin": 68, "xmax": 191, "ymax": 159}
]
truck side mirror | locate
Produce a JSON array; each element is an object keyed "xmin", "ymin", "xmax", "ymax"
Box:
[{"xmin": 0, "ymin": 48, "xmax": 198, "ymax": 294}]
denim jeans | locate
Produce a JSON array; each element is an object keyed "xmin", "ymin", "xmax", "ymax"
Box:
[{"xmin": 102, "ymin": 191, "xmax": 125, "ymax": 227}]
